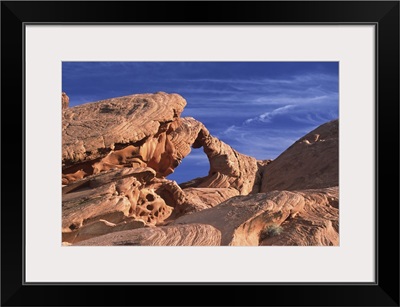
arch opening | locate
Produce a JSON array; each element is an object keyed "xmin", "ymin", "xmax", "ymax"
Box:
[{"xmin": 167, "ymin": 147, "xmax": 209, "ymax": 184}]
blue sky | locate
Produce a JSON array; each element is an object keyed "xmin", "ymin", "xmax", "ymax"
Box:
[{"xmin": 63, "ymin": 62, "xmax": 338, "ymax": 183}]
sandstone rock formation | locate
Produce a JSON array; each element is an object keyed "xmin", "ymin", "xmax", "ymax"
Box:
[
  {"xmin": 75, "ymin": 224, "xmax": 222, "ymax": 246},
  {"xmin": 69, "ymin": 187, "xmax": 338, "ymax": 246},
  {"xmin": 62, "ymin": 92, "xmax": 186, "ymax": 173},
  {"xmin": 61, "ymin": 92, "xmax": 260, "ymax": 243},
  {"xmin": 62, "ymin": 167, "xmax": 172, "ymax": 244},
  {"xmin": 179, "ymin": 117, "xmax": 258, "ymax": 195},
  {"xmin": 173, "ymin": 187, "xmax": 338, "ymax": 246},
  {"xmin": 62, "ymin": 92, "xmax": 339, "ymax": 246},
  {"xmin": 260, "ymin": 119, "xmax": 338, "ymax": 192},
  {"xmin": 62, "ymin": 92, "xmax": 69, "ymax": 109}
]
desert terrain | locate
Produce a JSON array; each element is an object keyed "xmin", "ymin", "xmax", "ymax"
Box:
[{"xmin": 62, "ymin": 92, "xmax": 338, "ymax": 246}]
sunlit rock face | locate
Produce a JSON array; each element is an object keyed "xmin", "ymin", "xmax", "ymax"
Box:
[
  {"xmin": 260, "ymin": 119, "xmax": 338, "ymax": 192},
  {"xmin": 173, "ymin": 187, "xmax": 338, "ymax": 246},
  {"xmin": 62, "ymin": 92, "xmax": 186, "ymax": 171},
  {"xmin": 61, "ymin": 92, "xmax": 339, "ymax": 246}
]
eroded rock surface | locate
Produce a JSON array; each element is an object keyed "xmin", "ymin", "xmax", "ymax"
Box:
[
  {"xmin": 173, "ymin": 187, "xmax": 338, "ymax": 246},
  {"xmin": 261, "ymin": 119, "xmax": 338, "ymax": 192},
  {"xmin": 62, "ymin": 93, "xmax": 262, "ymax": 243},
  {"xmin": 62, "ymin": 92, "xmax": 186, "ymax": 171},
  {"xmin": 62, "ymin": 167, "xmax": 173, "ymax": 244},
  {"xmin": 75, "ymin": 224, "xmax": 222, "ymax": 246},
  {"xmin": 62, "ymin": 92, "xmax": 339, "ymax": 246}
]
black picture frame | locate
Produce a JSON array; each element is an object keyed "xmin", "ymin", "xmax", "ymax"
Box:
[{"xmin": 1, "ymin": 1, "xmax": 399, "ymax": 306}]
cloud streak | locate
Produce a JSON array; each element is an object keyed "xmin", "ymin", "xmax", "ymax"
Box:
[
  {"xmin": 63, "ymin": 61, "xmax": 338, "ymax": 183},
  {"xmin": 244, "ymin": 105, "xmax": 296, "ymax": 124}
]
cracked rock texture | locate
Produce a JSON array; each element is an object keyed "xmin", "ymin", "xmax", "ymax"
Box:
[{"xmin": 62, "ymin": 92, "xmax": 339, "ymax": 246}]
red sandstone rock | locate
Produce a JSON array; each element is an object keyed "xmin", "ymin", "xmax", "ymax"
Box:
[
  {"xmin": 260, "ymin": 119, "xmax": 338, "ymax": 192},
  {"xmin": 62, "ymin": 92, "xmax": 186, "ymax": 168},
  {"xmin": 75, "ymin": 224, "xmax": 222, "ymax": 246},
  {"xmin": 62, "ymin": 92, "xmax": 69, "ymax": 109},
  {"xmin": 61, "ymin": 92, "xmax": 339, "ymax": 246},
  {"xmin": 173, "ymin": 187, "xmax": 338, "ymax": 246},
  {"xmin": 62, "ymin": 167, "xmax": 174, "ymax": 244}
]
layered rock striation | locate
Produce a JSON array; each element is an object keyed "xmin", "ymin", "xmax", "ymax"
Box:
[
  {"xmin": 62, "ymin": 92, "xmax": 339, "ymax": 246},
  {"xmin": 260, "ymin": 119, "xmax": 339, "ymax": 192}
]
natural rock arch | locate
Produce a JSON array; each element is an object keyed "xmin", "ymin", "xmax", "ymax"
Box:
[
  {"xmin": 61, "ymin": 92, "xmax": 339, "ymax": 246},
  {"xmin": 61, "ymin": 93, "xmax": 260, "ymax": 242}
]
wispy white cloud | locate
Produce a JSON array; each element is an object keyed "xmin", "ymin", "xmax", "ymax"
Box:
[
  {"xmin": 250, "ymin": 94, "xmax": 335, "ymax": 106},
  {"xmin": 222, "ymin": 125, "xmax": 238, "ymax": 135},
  {"xmin": 216, "ymin": 103, "xmax": 336, "ymax": 160},
  {"xmin": 218, "ymin": 128, "xmax": 306, "ymax": 159},
  {"xmin": 168, "ymin": 73, "xmax": 336, "ymax": 86},
  {"xmin": 244, "ymin": 105, "xmax": 295, "ymax": 124},
  {"xmin": 63, "ymin": 62, "xmax": 339, "ymax": 182},
  {"xmin": 168, "ymin": 77, "xmax": 293, "ymax": 85}
]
